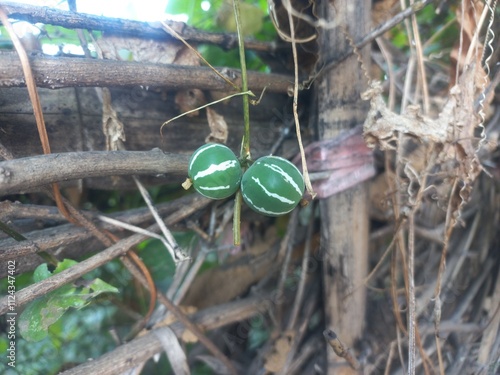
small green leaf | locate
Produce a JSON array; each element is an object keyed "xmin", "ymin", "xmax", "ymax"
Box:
[
  {"xmin": 33, "ymin": 263, "xmax": 52, "ymax": 282},
  {"xmin": 19, "ymin": 260, "xmax": 118, "ymax": 342},
  {"xmin": 88, "ymin": 278, "xmax": 119, "ymax": 295},
  {"xmin": 54, "ymin": 258, "xmax": 78, "ymax": 273},
  {"xmin": 138, "ymin": 238, "xmax": 177, "ymax": 289},
  {"xmin": 19, "ymin": 284, "xmax": 80, "ymax": 342},
  {"xmin": 215, "ymin": 0, "xmax": 265, "ymax": 36}
]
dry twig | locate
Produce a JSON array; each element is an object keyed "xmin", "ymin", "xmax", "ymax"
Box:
[
  {"xmin": 59, "ymin": 295, "xmax": 270, "ymax": 375},
  {"xmin": 0, "ymin": 150, "xmax": 188, "ymax": 195},
  {"xmin": 1, "ymin": 1, "xmax": 279, "ymax": 52},
  {"xmin": 0, "ymin": 53, "xmax": 292, "ymax": 92},
  {"xmin": 323, "ymin": 329, "xmax": 360, "ymax": 370}
]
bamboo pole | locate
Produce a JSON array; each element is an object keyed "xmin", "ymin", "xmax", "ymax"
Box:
[{"xmin": 315, "ymin": 1, "xmax": 371, "ymax": 373}]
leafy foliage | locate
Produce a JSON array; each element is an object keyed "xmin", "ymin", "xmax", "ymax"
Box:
[
  {"xmin": 1, "ymin": 303, "xmax": 117, "ymax": 375},
  {"xmin": 19, "ymin": 259, "xmax": 118, "ymax": 342},
  {"xmin": 136, "ymin": 231, "xmax": 193, "ymax": 290},
  {"xmin": 166, "ymin": 0, "xmax": 270, "ymax": 33},
  {"xmin": 167, "ymin": 0, "xmax": 275, "ymax": 70}
]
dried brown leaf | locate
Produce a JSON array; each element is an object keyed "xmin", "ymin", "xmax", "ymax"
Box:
[
  {"xmin": 183, "ymin": 229, "xmax": 278, "ymax": 309},
  {"xmin": 363, "ymin": 63, "xmax": 483, "ymax": 224},
  {"xmin": 264, "ymin": 331, "xmax": 295, "ymax": 373},
  {"xmin": 173, "ymin": 46, "xmax": 201, "ymax": 66},
  {"xmin": 369, "ymin": 172, "xmax": 392, "ymax": 220},
  {"xmin": 174, "ymin": 89, "xmax": 206, "ymax": 117},
  {"xmin": 362, "ymin": 81, "xmax": 448, "ymax": 148},
  {"xmin": 205, "ymin": 107, "xmax": 229, "ymax": 144},
  {"xmin": 98, "ymin": 35, "xmax": 183, "ymax": 64},
  {"xmin": 101, "ymin": 87, "xmax": 126, "ymax": 151},
  {"xmin": 441, "ymin": 65, "xmax": 482, "ymax": 220}
]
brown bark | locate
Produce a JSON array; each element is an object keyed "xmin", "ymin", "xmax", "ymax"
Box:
[
  {"xmin": 0, "ymin": 1, "xmax": 279, "ymax": 52},
  {"xmin": 59, "ymin": 295, "xmax": 270, "ymax": 375},
  {"xmin": 0, "ymin": 150, "xmax": 188, "ymax": 195},
  {"xmin": 0, "ymin": 194, "xmax": 208, "ymax": 278},
  {"xmin": 0, "ymin": 193, "xmax": 211, "ymax": 315},
  {"xmin": 316, "ymin": 1, "xmax": 370, "ymax": 373},
  {"xmin": 0, "ymin": 86, "xmax": 299, "ymax": 190},
  {"xmin": 0, "ymin": 52, "xmax": 292, "ymax": 92}
]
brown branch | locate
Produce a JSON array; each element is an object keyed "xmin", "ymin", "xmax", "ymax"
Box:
[
  {"xmin": 0, "ymin": 150, "xmax": 188, "ymax": 195},
  {"xmin": 59, "ymin": 295, "xmax": 270, "ymax": 375},
  {"xmin": 2, "ymin": 184, "xmax": 228, "ymax": 370},
  {"xmin": 0, "ymin": 194, "xmax": 210, "ymax": 273},
  {"xmin": 0, "ymin": 53, "xmax": 292, "ymax": 92},
  {"xmin": 123, "ymin": 260, "xmax": 239, "ymax": 375},
  {"xmin": 0, "ymin": 5, "xmax": 75, "ymax": 223},
  {"xmin": 2, "ymin": 233, "xmax": 144, "ymax": 315},
  {"xmin": 1, "ymin": 1, "xmax": 281, "ymax": 53},
  {"xmin": 0, "ymin": 201, "xmax": 65, "ymax": 221},
  {"xmin": 0, "ymin": 8, "xmax": 51, "ymax": 155},
  {"xmin": 0, "ymin": 194, "xmax": 211, "ymax": 315},
  {"xmin": 323, "ymin": 329, "xmax": 361, "ymax": 370}
]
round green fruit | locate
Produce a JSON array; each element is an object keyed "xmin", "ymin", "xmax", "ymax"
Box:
[
  {"xmin": 241, "ymin": 156, "xmax": 305, "ymax": 216},
  {"xmin": 188, "ymin": 143, "xmax": 242, "ymax": 199}
]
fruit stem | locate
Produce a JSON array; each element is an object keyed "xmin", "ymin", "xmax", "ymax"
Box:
[
  {"xmin": 232, "ymin": 0, "xmax": 251, "ymax": 161},
  {"xmin": 233, "ymin": 191, "xmax": 242, "ymax": 246},
  {"xmin": 232, "ymin": 0, "xmax": 252, "ymax": 246}
]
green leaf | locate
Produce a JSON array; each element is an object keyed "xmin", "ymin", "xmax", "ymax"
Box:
[
  {"xmin": 88, "ymin": 278, "xmax": 119, "ymax": 295},
  {"xmin": 167, "ymin": 0, "xmax": 220, "ymax": 30},
  {"xmin": 19, "ymin": 260, "xmax": 118, "ymax": 342},
  {"xmin": 166, "ymin": 0, "xmax": 196, "ymax": 15},
  {"xmin": 54, "ymin": 258, "xmax": 78, "ymax": 273},
  {"xmin": 138, "ymin": 238, "xmax": 177, "ymax": 288},
  {"xmin": 19, "ymin": 284, "xmax": 80, "ymax": 342},
  {"xmin": 248, "ymin": 326, "xmax": 269, "ymax": 350},
  {"xmin": 215, "ymin": 0, "xmax": 265, "ymax": 36},
  {"xmin": 39, "ymin": 25, "xmax": 81, "ymax": 46},
  {"xmin": 33, "ymin": 263, "xmax": 52, "ymax": 282}
]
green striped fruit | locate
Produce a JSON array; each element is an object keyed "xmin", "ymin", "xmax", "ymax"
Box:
[
  {"xmin": 188, "ymin": 143, "xmax": 242, "ymax": 199},
  {"xmin": 241, "ymin": 156, "xmax": 305, "ymax": 216}
]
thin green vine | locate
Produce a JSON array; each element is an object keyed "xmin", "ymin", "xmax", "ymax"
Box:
[
  {"xmin": 232, "ymin": 0, "xmax": 252, "ymax": 246},
  {"xmin": 233, "ymin": 190, "xmax": 243, "ymax": 246},
  {"xmin": 233, "ymin": 0, "xmax": 251, "ymax": 161}
]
